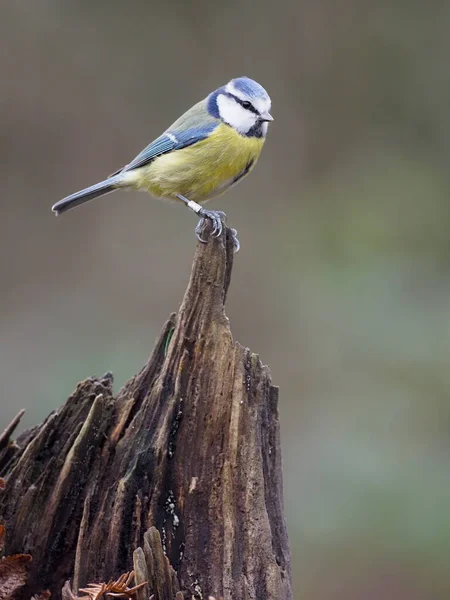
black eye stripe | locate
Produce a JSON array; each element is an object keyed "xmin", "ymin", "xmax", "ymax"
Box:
[{"xmin": 229, "ymin": 94, "xmax": 259, "ymax": 115}]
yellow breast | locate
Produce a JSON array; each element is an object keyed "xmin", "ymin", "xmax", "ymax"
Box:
[{"xmin": 131, "ymin": 124, "xmax": 265, "ymax": 203}]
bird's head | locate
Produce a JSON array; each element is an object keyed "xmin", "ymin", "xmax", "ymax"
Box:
[{"xmin": 208, "ymin": 76, "xmax": 273, "ymax": 138}]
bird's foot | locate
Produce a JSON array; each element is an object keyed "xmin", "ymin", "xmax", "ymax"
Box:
[
  {"xmin": 176, "ymin": 194, "xmax": 240, "ymax": 252},
  {"xmin": 229, "ymin": 228, "xmax": 240, "ymax": 253},
  {"xmin": 195, "ymin": 209, "xmax": 226, "ymax": 242},
  {"xmin": 195, "ymin": 211, "xmax": 240, "ymax": 252}
]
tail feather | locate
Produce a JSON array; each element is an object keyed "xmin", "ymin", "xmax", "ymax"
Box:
[{"xmin": 52, "ymin": 176, "xmax": 122, "ymax": 215}]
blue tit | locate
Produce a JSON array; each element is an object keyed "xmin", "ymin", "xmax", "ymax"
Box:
[{"xmin": 51, "ymin": 76, "xmax": 273, "ymax": 247}]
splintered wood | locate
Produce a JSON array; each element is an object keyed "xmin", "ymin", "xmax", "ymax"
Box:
[{"xmin": 0, "ymin": 224, "xmax": 292, "ymax": 600}]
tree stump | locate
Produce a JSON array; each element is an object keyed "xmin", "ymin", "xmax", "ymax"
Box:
[{"xmin": 0, "ymin": 224, "xmax": 293, "ymax": 600}]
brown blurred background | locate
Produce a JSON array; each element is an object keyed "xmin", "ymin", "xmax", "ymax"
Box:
[{"xmin": 2, "ymin": 0, "xmax": 450, "ymax": 598}]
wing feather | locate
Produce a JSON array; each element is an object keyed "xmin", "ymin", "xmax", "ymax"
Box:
[{"xmin": 110, "ymin": 99, "xmax": 219, "ymax": 176}]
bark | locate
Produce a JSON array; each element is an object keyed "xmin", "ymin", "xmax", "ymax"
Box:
[{"xmin": 0, "ymin": 224, "xmax": 292, "ymax": 600}]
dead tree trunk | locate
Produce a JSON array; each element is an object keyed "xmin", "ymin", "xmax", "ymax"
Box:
[{"xmin": 0, "ymin": 224, "xmax": 292, "ymax": 600}]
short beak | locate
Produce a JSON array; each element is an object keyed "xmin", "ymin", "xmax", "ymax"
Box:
[{"xmin": 260, "ymin": 112, "xmax": 274, "ymax": 122}]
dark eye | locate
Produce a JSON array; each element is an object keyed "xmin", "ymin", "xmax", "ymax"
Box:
[{"xmin": 241, "ymin": 101, "xmax": 252, "ymax": 109}]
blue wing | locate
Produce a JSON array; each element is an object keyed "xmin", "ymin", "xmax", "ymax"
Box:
[
  {"xmin": 119, "ymin": 134, "xmax": 176, "ymax": 172},
  {"xmin": 111, "ymin": 100, "xmax": 220, "ymax": 175},
  {"xmin": 119, "ymin": 125, "xmax": 217, "ymax": 173}
]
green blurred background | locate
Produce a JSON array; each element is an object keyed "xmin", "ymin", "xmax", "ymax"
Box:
[{"xmin": 2, "ymin": 1, "xmax": 450, "ymax": 597}]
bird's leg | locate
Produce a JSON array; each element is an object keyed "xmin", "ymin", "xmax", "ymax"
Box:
[{"xmin": 176, "ymin": 194, "xmax": 240, "ymax": 251}]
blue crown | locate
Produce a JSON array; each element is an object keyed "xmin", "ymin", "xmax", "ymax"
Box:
[{"xmin": 230, "ymin": 77, "xmax": 270, "ymax": 101}]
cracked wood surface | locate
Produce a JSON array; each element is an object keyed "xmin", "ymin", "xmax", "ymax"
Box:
[{"xmin": 0, "ymin": 224, "xmax": 292, "ymax": 600}]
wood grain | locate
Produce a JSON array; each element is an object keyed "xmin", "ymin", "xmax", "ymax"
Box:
[{"xmin": 0, "ymin": 223, "xmax": 292, "ymax": 600}]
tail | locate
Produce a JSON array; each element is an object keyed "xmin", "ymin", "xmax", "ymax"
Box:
[{"xmin": 52, "ymin": 175, "xmax": 123, "ymax": 215}]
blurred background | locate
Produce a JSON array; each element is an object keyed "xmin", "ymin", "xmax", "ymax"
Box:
[{"xmin": 1, "ymin": 0, "xmax": 450, "ymax": 597}]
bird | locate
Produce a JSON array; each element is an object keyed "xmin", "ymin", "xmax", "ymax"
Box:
[{"xmin": 51, "ymin": 76, "xmax": 273, "ymax": 249}]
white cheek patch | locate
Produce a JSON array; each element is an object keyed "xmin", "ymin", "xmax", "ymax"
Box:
[{"xmin": 217, "ymin": 94, "xmax": 257, "ymax": 134}]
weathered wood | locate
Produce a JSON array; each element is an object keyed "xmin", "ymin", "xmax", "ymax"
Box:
[{"xmin": 0, "ymin": 224, "xmax": 292, "ymax": 600}]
